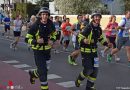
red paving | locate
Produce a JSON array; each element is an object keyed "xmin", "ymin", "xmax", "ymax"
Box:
[{"xmin": 0, "ymin": 61, "xmax": 68, "ymax": 90}]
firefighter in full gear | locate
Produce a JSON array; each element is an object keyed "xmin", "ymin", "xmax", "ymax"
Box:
[
  {"xmin": 25, "ymin": 7, "xmax": 57, "ymax": 90},
  {"xmin": 75, "ymin": 13, "xmax": 112, "ymax": 90}
]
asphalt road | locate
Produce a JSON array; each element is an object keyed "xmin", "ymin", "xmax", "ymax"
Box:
[{"xmin": 0, "ymin": 25, "xmax": 130, "ymax": 90}]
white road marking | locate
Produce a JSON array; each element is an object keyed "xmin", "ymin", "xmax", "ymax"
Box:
[
  {"xmin": 2, "ymin": 60, "xmax": 19, "ymax": 64},
  {"xmin": 13, "ymin": 64, "xmax": 31, "ymax": 68},
  {"xmin": 24, "ymin": 69, "xmax": 36, "ymax": 72},
  {"xmin": 48, "ymin": 74, "xmax": 62, "ymax": 80},
  {"xmin": 56, "ymin": 81, "xmax": 78, "ymax": 88}
]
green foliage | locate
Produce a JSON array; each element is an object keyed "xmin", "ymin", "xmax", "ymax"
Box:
[
  {"xmin": 26, "ymin": 3, "xmax": 38, "ymax": 17},
  {"xmin": 54, "ymin": 0, "xmax": 108, "ymax": 14},
  {"xmin": 35, "ymin": 0, "xmax": 54, "ymax": 7},
  {"xmin": 124, "ymin": 0, "xmax": 130, "ymax": 11},
  {"xmin": 11, "ymin": 3, "xmax": 27, "ymax": 19}
]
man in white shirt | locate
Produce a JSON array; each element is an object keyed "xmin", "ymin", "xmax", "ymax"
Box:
[{"xmin": 10, "ymin": 15, "xmax": 23, "ymax": 50}]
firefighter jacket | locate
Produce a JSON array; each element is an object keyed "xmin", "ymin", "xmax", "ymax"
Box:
[{"xmin": 25, "ymin": 19, "xmax": 57, "ymax": 51}]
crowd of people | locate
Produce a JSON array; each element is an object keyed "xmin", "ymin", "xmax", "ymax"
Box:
[{"xmin": 1, "ymin": 7, "xmax": 130, "ymax": 90}]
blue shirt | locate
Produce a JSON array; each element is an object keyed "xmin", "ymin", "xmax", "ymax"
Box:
[
  {"xmin": 118, "ymin": 17, "xmax": 130, "ymax": 37},
  {"xmin": 4, "ymin": 17, "xmax": 10, "ymax": 27}
]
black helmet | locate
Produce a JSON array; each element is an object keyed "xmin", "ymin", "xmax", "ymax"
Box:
[
  {"xmin": 38, "ymin": 7, "xmax": 50, "ymax": 16},
  {"xmin": 91, "ymin": 13, "xmax": 102, "ymax": 19}
]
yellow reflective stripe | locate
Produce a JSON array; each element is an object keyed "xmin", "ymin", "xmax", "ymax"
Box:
[
  {"xmin": 41, "ymin": 86, "xmax": 48, "ymax": 89},
  {"xmin": 35, "ymin": 30, "xmax": 40, "ymax": 39},
  {"xmin": 34, "ymin": 70, "xmax": 39, "ymax": 78},
  {"xmin": 32, "ymin": 45, "xmax": 51, "ymax": 50},
  {"xmin": 26, "ymin": 34, "xmax": 33, "ymax": 38},
  {"xmin": 78, "ymin": 80, "xmax": 81, "ymax": 84},
  {"xmin": 50, "ymin": 31, "xmax": 57, "ymax": 40},
  {"xmin": 32, "ymin": 44, "xmax": 39, "ymax": 49},
  {"xmin": 45, "ymin": 45, "xmax": 51, "ymax": 49},
  {"xmin": 38, "ymin": 45, "xmax": 51, "ymax": 50},
  {"xmin": 99, "ymin": 34, "xmax": 106, "ymax": 44},
  {"xmin": 80, "ymin": 47, "xmax": 97, "ymax": 53},
  {"xmin": 38, "ymin": 46, "xmax": 43, "ymax": 50},
  {"xmin": 88, "ymin": 76, "xmax": 96, "ymax": 82},
  {"xmin": 32, "ymin": 47, "xmax": 37, "ymax": 49},
  {"xmin": 26, "ymin": 34, "xmax": 33, "ymax": 44},
  {"xmin": 80, "ymin": 72, "xmax": 86, "ymax": 78},
  {"xmin": 91, "ymin": 39, "xmax": 94, "ymax": 43},
  {"xmin": 28, "ymin": 39, "xmax": 33, "ymax": 45},
  {"xmin": 78, "ymin": 33, "xmax": 85, "ymax": 43},
  {"xmin": 88, "ymin": 31, "xmax": 92, "ymax": 44},
  {"xmin": 100, "ymin": 40, "xmax": 105, "ymax": 44},
  {"xmin": 100, "ymin": 34, "xmax": 103, "ymax": 38},
  {"xmin": 81, "ymin": 48, "xmax": 90, "ymax": 52}
]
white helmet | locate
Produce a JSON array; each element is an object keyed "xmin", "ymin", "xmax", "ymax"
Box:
[{"xmin": 38, "ymin": 7, "xmax": 50, "ymax": 16}]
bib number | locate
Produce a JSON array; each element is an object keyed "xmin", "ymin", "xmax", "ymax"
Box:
[
  {"xmin": 55, "ymin": 25, "xmax": 60, "ymax": 31},
  {"xmin": 6, "ymin": 22, "xmax": 10, "ymax": 25},
  {"xmin": 94, "ymin": 57, "xmax": 99, "ymax": 67},
  {"xmin": 66, "ymin": 26, "xmax": 71, "ymax": 31},
  {"xmin": 123, "ymin": 30, "xmax": 129, "ymax": 37},
  {"xmin": 111, "ymin": 29, "xmax": 117, "ymax": 35}
]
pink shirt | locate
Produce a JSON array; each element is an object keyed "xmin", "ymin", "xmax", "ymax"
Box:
[{"xmin": 105, "ymin": 22, "xmax": 118, "ymax": 37}]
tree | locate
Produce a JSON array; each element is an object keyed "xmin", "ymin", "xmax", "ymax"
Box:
[
  {"xmin": 35, "ymin": 0, "xmax": 54, "ymax": 7},
  {"xmin": 54, "ymin": 0, "xmax": 104, "ymax": 14},
  {"xmin": 124, "ymin": 0, "xmax": 130, "ymax": 11},
  {"xmin": 11, "ymin": 3, "xmax": 27, "ymax": 19},
  {"xmin": 26, "ymin": 3, "xmax": 39, "ymax": 17}
]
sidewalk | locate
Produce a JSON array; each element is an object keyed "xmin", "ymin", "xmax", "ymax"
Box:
[{"xmin": 0, "ymin": 61, "xmax": 68, "ymax": 90}]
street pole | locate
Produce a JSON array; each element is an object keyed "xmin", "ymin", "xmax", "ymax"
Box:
[
  {"xmin": 8, "ymin": 0, "xmax": 10, "ymax": 17},
  {"xmin": 4, "ymin": 0, "xmax": 5, "ymax": 15}
]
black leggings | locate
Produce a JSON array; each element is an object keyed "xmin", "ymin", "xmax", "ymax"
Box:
[{"xmin": 106, "ymin": 36, "xmax": 116, "ymax": 48}]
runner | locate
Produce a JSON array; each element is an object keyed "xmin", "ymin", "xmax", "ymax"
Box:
[
  {"xmin": 50, "ymin": 16, "xmax": 53, "ymax": 22},
  {"xmin": 61, "ymin": 18, "xmax": 71, "ymax": 51},
  {"xmin": 82, "ymin": 14, "xmax": 90, "ymax": 26},
  {"xmin": 27, "ymin": 15, "xmax": 36, "ymax": 51},
  {"xmin": 27, "ymin": 15, "xmax": 36, "ymax": 29},
  {"xmin": 68, "ymin": 15, "xmax": 83, "ymax": 65},
  {"xmin": 2, "ymin": 14, "xmax": 11, "ymax": 38},
  {"xmin": 107, "ymin": 11, "xmax": 130, "ymax": 67},
  {"xmin": 10, "ymin": 15, "xmax": 23, "ymax": 50},
  {"xmin": 53, "ymin": 16, "xmax": 62, "ymax": 53},
  {"xmin": 101, "ymin": 15, "xmax": 120, "ymax": 62},
  {"xmin": 75, "ymin": 13, "xmax": 112, "ymax": 90},
  {"xmin": 25, "ymin": 7, "xmax": 57, "ymax": 90},
  {"xmin": 60, "ymin": 15, "xmax": 66, "ymax": 45}
]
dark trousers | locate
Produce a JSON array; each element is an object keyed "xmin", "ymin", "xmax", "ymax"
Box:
[
  {"xmin": 79, "ymin": 53, "xmax": 98, "ymax": 89},
  {"xmin": 33, "ymin": 50, "xmax": 51, "ymax": 89}
]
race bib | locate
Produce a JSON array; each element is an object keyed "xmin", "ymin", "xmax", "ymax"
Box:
[
  {"xmin": 94, "ymin": 57, "xmax": 99, "ymax": 67},
  {"xmin": 66, "ymin": 26, "xmax": 71, "ymax": 31},
  {"xmin": 55, "ymin": 25, "xmax": 60, "ymax": 31},
  {"xmin": 111, "ymin": 29, "xmax": 117, "ymax": 35},
  {"xmin": 76, "ymin": 30, "xmax": 80, "ymax": 33},
  {"xmin": 72, "ymin": 34, "xmax": 76, "ymax": 43},
  {"xmin": 5, "ymin": 22, "xmax": 10, "ymax": 25},
  {"xmin": 123, "ymin": 30, "xmax": 129, "ymax": 37}
]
